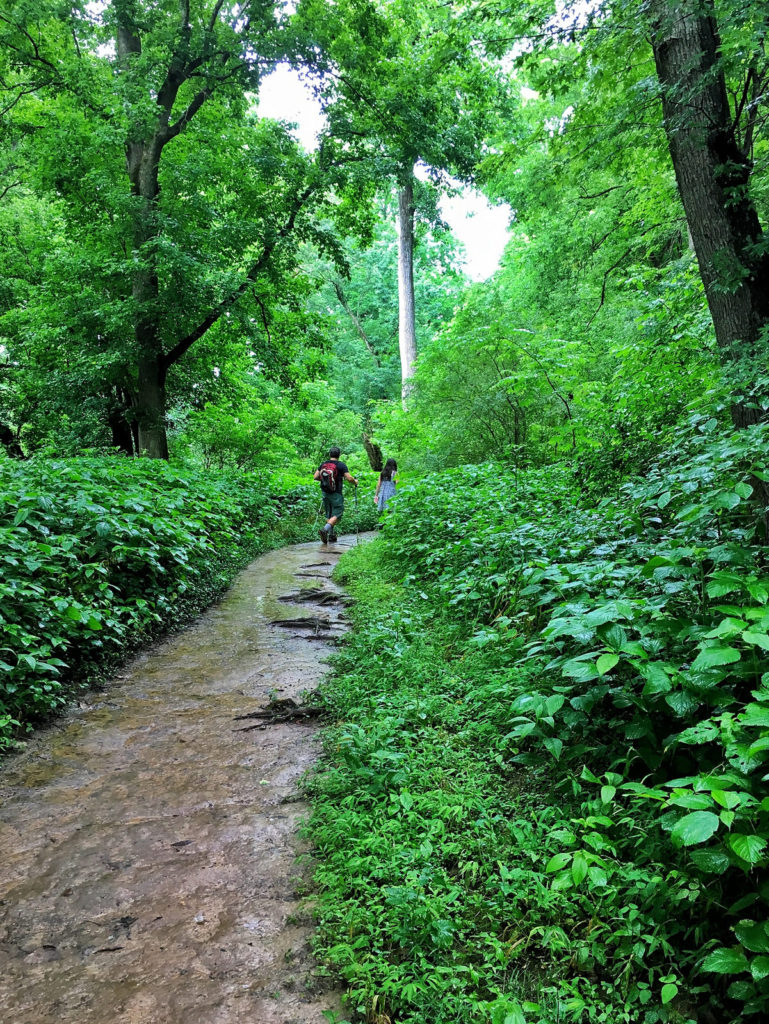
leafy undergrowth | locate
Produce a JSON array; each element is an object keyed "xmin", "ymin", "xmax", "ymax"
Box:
[
  {"xmin": 0, "ymin": 454, "xmax": 375, "ymax": 752},
  {"xmin": 309, "ymin": 414, "xmax": 769, "ymax": 1024}
]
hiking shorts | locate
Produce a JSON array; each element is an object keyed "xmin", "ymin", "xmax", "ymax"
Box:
[{"xmin": 322, "ymin": 490, "xmax": 344, "ymax": 521}]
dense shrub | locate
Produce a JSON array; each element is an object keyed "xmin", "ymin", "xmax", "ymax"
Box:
[
  {"xmin": 0, "ymin": 455, "xmax": 325, "ymax": 750},
  {"xmin": 311, "ymin": 416, "xmax": 769, "ymax": 1023}
]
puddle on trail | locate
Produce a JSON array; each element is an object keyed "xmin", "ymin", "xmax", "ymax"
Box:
[{"xmin": 0, "ymin": 537, "xmax": 362, "ymax": 1024}]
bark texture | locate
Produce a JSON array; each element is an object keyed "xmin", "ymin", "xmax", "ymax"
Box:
[
  {"xmin": 362, "ymin": 433, "xmax": 383, "ymax": 472},
  {"xmin": 117, "ymin": 16, "xmax": 171, "ymax": 458},
  {"xmin": 649, "ymin": 0, "xmax": 769, "ymax": 429}
]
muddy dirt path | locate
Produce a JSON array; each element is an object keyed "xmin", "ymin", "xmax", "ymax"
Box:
[{"xmin": 0, "ymin": 537, "xmax": 359, "ymax": 1024}]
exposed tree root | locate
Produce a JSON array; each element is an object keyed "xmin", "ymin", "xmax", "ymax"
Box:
[
  {"xmin": 270, "ymin": 616, "xmax": 334, "ymax": 630},
  {"xmin": 278, "ymin": 588, "xmax": 349, "ymax": 607},
  {"xmin": 233, "ymin": 697, "xmax": 325, "ymax": 731}
]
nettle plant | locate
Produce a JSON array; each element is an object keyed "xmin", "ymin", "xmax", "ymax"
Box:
[{"xmin": 383, "ymin": 415, "xmax": 769, "ymax": 1020}]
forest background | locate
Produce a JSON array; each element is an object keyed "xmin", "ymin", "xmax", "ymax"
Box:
[{"xmin": 2, "ymin": 1, "xmax": 769, "ymax": 1023}]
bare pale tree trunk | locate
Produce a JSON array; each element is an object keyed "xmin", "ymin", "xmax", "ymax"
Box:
[
  {"xmin": 649, "ymin": 0, "xmax": 769, "ymax": 432},
  {"xmin": 397, "ymin": 171, "xmax": 417, "ymax": 405}
]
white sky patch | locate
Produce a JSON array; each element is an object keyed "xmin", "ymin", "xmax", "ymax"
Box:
[
  {"xmin": 438, "ymin": 186, "xmax": 510, "ymax": 282},
  {"xmin": 256, "ymin": 64, "xmax": 326, "ymax": 152},
  {"xmin": 258, "ymin": 65, "xmax": 510, "ymax": 280}
]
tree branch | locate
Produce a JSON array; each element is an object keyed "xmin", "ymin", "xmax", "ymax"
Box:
[
  {"xmin": 502, "ymin": 333, "xmax": 576, "ymax": 449},
  {"xmin": 331, "ymin": 280, "xmax": 381, "ymax": 366},
  {"xmin": 253, "ymin": 291, "xmax": 272, "ymax": 347},
  {"xmin": 0, "ymin": 179, "xmax": 22, "ymax": 202},
  {"xmin": 585, "ymin": 219, "xmax": 680, "ymax": 328},
  {"xmin": 162, "ymin": 183, "xmax": 318, "ymax": 370},
  {"xmin": 208, "ymin": 0, "xmax": 227, "ymax": 33},
  {"xmin": 165, "ymin": 87, "xmax": 212, "ymax": 139}
]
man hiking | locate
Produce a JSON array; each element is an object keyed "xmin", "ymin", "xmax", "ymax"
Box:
[{"xmin": 314, "ymin": 446, "xmax": 358, "ymax": 544}]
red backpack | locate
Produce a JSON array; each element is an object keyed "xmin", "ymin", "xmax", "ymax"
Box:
[{"xmin": 319, "ymin": 461, "xmax": 340, "ymax": 492}]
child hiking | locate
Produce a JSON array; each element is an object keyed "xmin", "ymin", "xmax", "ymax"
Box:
[
  {"xmin": 314, "ymin": 446, "xmax": 358, "ymax": 545},
  {"xmin": 374, "ymin": 458, "xmax": 398, "ymax": 513}
]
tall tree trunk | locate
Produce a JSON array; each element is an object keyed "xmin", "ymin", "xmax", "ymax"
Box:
[
  {"xmin": 111, "ymin": 7, "xmax": 319, "ymax": 457},
  {"xmin": 118, "ymin": 16, "xmax": 175, "ymax": 459},
  {"xmin": 649, "ymin": 0, "xmax": 769, "ymax": 430},
  {"xmin": 136, "ymin": 353, "xmax": 168, "ymax": 459},
  {"xmin": 362, "ymin": 432, "xmax": 384, "ymax": 472},
  {"xmin": 397, "ymin": 171, "xmax": 417, "ymax": 405},
  {"xmin": 125, "ymin": 135, "xmax": 169, "ymax": 457},
  {"xmin": 108, "ymin": 387, "xmax": 135, "ymax": 455}
]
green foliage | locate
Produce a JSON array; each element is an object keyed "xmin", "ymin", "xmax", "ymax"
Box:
[
  {"xmin": 0, "ymin": 454, "xmax": 322, "ymax": 751},
  {"xmin": 310, "ymin": 414, "xmax": 769, "ymax": 1023}
]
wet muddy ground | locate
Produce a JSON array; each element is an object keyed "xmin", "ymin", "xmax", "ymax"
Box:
[{"xmin": 0, "ymin": 537, "xmax": 360, "ymax": 1024}]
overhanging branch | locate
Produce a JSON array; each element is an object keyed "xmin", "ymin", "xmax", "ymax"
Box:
[{"xmin": 161, "ymin": 183, "xmax": 318, "ymax": 370}]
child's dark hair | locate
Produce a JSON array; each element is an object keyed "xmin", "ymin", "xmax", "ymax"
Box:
[{"xmin": 381, "ymin": 458, "xmax": 397, "ymax": 481}]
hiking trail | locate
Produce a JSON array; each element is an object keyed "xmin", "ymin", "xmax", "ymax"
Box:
[{"xmin": 0, "ymin": 537, "xmax": 359, "ymax": 1024}]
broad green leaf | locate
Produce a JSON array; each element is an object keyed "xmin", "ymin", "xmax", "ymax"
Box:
[
  {"xmin": 596, "ymin": 652, "xmax": 619, "ymax": 675},
  {"xmin": 692, "ymin": 645, "xmax": 741, "ymax": 670},
  {"xmin": 660, "ymin": 983, "xmax": 678, "ymax": 1005},
  {"xmin": 604, "ymin": 624, "xmax": 628, "ymax": 650},
  {"xmin": 641, "ymin": 663, "xmax": 672, "ymax": 695},
  {"xmin": 588, "ymin": 865, "xmax": 607, "ymax": 886},
  {"xmin": 706, "ymin": 617, "xmax": 746, "ymax": 639},
  {"xmin": 690, "ymin": 848, "xmax": 730, "ymax": 874},
  {"xmin": 701, "ymin": 947, "xmax": 750, "ymax": 974},
  {"xmin": 711, "ymin": 790, "xmax": 740, "ymax": 810},
  {"xmin": 571, "ymin": 852, "xmax": 588, "ymax": 886},
  {"xmin": 669, "ymin": 792, "xmax": 712, "ymax": 810},
  {"xmin": 728, "ymin": 834, "xmax": 767, "ymax": 865},
  {"xmin": 561, "ymin": 658, "xmax": 600, "ymax": 682},
  {"xmin": 544, "ymin": 737, "xmax": 563, "ymax": 760},
  {"xmin": 642, "ymin": 555, "xmax": 677, "ymax": 576},
  {"xmin": 544, "ymin": 694, "xmax": 565, "ymax": 716},
  {"xmin": 742, "ymin": 705, "xmax": 769, "ymax": 728},
  {"xmin": 751, "ymin": 955, "xmax": 769, "ymax": 981},
  {"xmin": 677, "ymin": 721, "xmax": 718, "ymax": 744},
  {"xmin": 734, "ymin": 920, "xmax": 769, "ymax": 954},
  {"xmin": 503, "ymin": 1007, "xmax": 525, "ymax": 1024},
  {"xmin": 665, "ymin": 691, "xmax": 699, "ymax": 716},
  {"xmin": 545, "ymin": 852, "xmax": 571, "ymax": 873},
  {"xmin": 671, "ymin": 810, "xmax": 720, "ymax": 846},
  {"xmin": 742, "ymin": 631, "xmax": 769, "ymax": 650}
]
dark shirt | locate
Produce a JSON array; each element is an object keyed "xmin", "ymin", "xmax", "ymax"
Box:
[{"xmin": 318, "ymin": 459, "xmax": 349, "ymax": 492}]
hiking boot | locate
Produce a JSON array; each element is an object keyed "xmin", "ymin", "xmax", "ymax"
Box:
[
  {"xmin": 318, "ymin": 527, "xmax": 328, "ymax": 544},
  {"xmin": 328, "ymin": 533, "xmax": 338, "ymax": 543}
]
